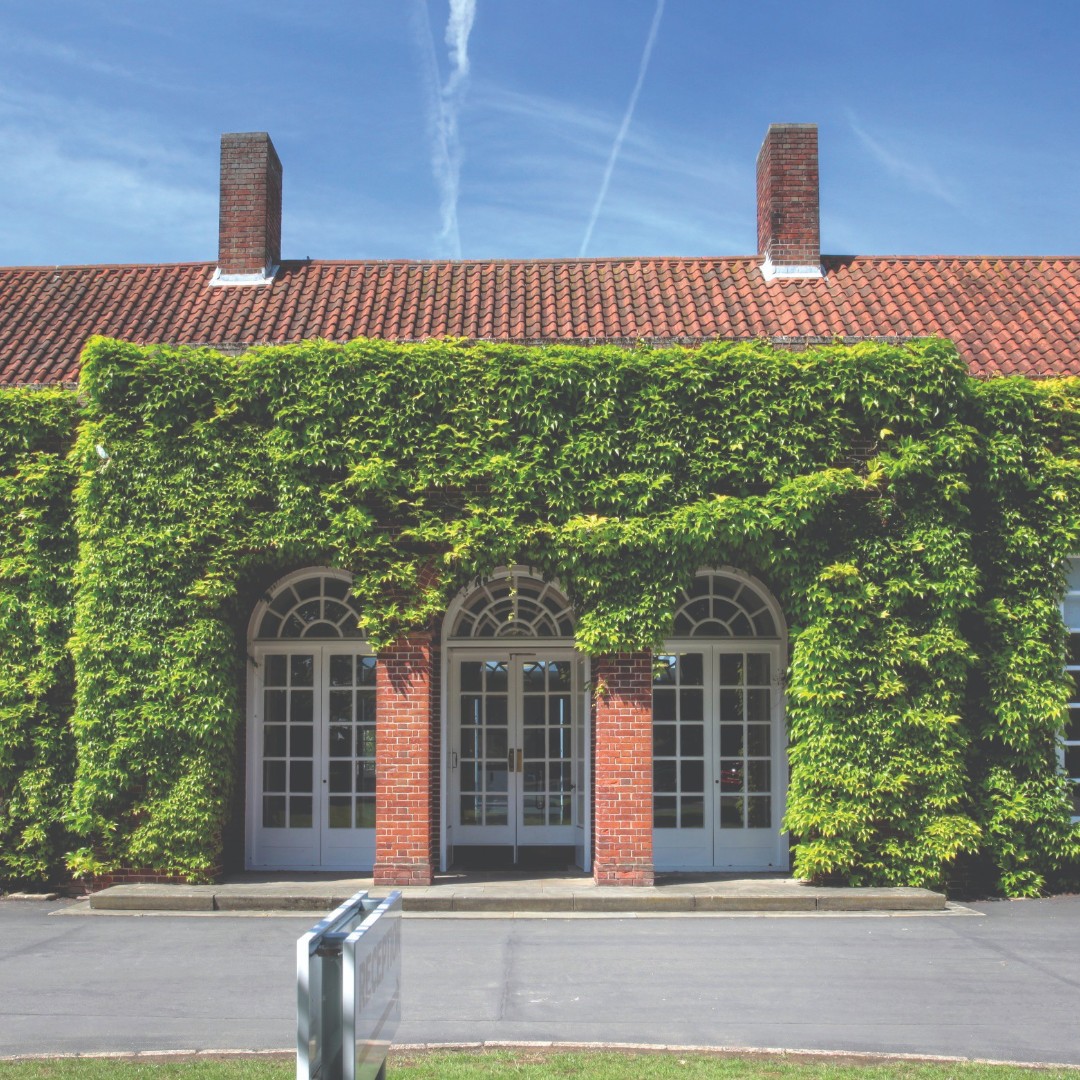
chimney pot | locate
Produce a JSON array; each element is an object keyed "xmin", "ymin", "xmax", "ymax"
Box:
[
  {"xmin": 213, "ymin": 132, "xmax": 282, "ymax": 286},
  {"xmin": 756, "ymin": 123, "xmax": 822, "ymax": 280}
]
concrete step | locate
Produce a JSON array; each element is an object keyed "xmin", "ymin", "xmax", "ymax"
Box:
[{"xmin": 86, "ymin": 879, "xmax": 947, "ymax": 914}]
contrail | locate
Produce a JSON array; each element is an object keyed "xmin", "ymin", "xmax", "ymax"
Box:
[
  {"xmin": 578, "ymin": 0, "xmax": 665, "ymax": 258},
  {"xmin": 414, "ymin": 0, "xmax": 476, "ymax": 259}
]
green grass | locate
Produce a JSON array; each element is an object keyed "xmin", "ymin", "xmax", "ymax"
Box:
[{"xmin": 1, "ymin": 1050, "xmax": 1078, "ymax": 1080}]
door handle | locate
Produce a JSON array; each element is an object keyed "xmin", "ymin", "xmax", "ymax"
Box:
[
  {"xmin": 508, "ymin": 748, "xmax": 515, "ymax": 772},
  {"xmin": 516, "ymin": 749, "xmax": 523, "ymax": 773}
]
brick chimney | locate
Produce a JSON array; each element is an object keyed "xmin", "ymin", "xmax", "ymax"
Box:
[
  {"xmin": 756, "ymin": 123, "xmax": 822, "ymax": 280},
  {"xmin": 212, "ymin": 132, "xmax": 282, "ymax": 286}
]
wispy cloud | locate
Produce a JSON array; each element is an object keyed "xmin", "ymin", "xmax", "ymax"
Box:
[
  {"xmin": 0, "ymin": 32, "xmax": 135, "ymax": 80},
  {"xmin": 0, "ymin": 85, "xmax": 212, "ymax": 263},
  {"xmin": 848, "ymin": 113, "xmax": 962, "ymax": 208},
  {"xmin": 461, "ymin": 84, "xmax": 748, "ymax": 258},
  {"xmin": 413, "ymin": 0, "xmax": 477, "ymax": 259},
  {"xmin": 578, "ymin": 0, "xmax": 665, "ymax": 258}
]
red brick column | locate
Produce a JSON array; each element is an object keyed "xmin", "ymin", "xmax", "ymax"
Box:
[
  {"xmin": 374, "ymin": 632, "xmax": 436, "ymax": 886},
  {"xmin": 592, "ymin": 652, "xmax": 654, "ymax": 886}
]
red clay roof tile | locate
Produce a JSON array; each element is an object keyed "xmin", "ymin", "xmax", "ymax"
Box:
[{"xmin": 3, "ymin": 255, "xmax": 1080, "ymax": 385}]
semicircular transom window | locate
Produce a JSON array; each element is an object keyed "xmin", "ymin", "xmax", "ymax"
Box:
[
  {"xmin": 450, "ymin": 574, "xmax": 574, "ymax": 639},
  {"xmin": 672, "ymin": 573, "xmax": 777, "ymax": 638},
  {"xmin": 257, "ymin": 573, "xmax": 365, "ymax": 640}
]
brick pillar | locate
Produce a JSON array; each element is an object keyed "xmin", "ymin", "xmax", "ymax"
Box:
[
  {"xmin": 374, "ymin": 632, "xmax": 436, "ymax": 886},
  {"xmin": 592, "ymin": 652, "xmax": 654, "ymax": 886}
]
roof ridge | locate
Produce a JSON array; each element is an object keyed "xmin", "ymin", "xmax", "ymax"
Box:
[{"xmin": 2, "ymin": 254, "xmax": 1079, "ymax": 276}]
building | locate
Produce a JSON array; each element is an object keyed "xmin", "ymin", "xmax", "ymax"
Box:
[{"xmin": 1, "ymin": 125, "xmax": 1078, "ymax": 891}]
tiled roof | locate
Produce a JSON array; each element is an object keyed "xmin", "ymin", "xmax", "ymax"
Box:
[{"xmin": 2, "ymin": 254, "xmax": 1079, "ymax": 386}]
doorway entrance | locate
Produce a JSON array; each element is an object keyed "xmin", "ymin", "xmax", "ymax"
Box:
[
  {"xmin": 652, "ymin": 570, "xmax": 788, "ymax": 872},
  {"xmin": 443, "ymin": 571, "xmax": 589, "ymax": 870},
  {"xmin": 246, "ymin": 570, "xmax": 376, "ymax": 871}
]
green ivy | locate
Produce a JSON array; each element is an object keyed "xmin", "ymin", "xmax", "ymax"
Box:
[
  {"xmin": 0, "ymin": 387, "xmax": 78, "ymax": 887},
  {"xmin": 2, "ymin": 335, "xmax": 1078, "ymax": 893}
]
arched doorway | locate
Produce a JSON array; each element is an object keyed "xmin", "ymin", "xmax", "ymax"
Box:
[
  {"xmin": 442, "ymin": 568, "xmax": 589, "ymax": 870},
  {"xmin": 652, "ymin": 569, "xmax": 788, "ymax": 871},
  {"xmin": 245, "ymin": 568, "xmax": 376, "ymax": 870}
]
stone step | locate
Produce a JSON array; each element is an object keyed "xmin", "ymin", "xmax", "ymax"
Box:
[{"xmin": 86, "ymin": 881, "xmax": 947, "ymax": 914}]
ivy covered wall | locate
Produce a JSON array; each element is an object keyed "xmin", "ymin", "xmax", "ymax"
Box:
[
  {"xmin": 1, "ymin": 336, "xmax": 1078, "ymax": 894},
  {"xmin": 0, "ymin": 388, "xmax": 78, "ymax": 886}
]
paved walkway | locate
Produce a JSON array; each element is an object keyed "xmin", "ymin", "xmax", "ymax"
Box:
[
  {"xmin": 2, "ymin": 894, "xmax": 1079, "ymax": 1063},
  {"xmin": 85, "ymin": 871, "xmax": 946, "ymax": 914}
]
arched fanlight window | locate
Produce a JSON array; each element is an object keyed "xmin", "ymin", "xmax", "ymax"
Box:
[
  {"xmin": 255, "ymin": 571, "xmax": 364, "ymax": 640},
  {"xmin": 449, "ymin": 570, "xmax": 574, "ymax": 639},
  {"xmin": 672, "ymin": 572, "xmax": 778, "ymax": 638}
]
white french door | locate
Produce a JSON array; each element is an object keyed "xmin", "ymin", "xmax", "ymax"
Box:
[
  {"xmin": 247, "ymin": 643, "xmax": 376, "ymax": 870},
  {"xmin": 652, "ymin": 644, "xmax": 788, "ymax": 871},
  {"xmin": 449, "ymin": 652, "xmax": 581, "ymax": 855}
]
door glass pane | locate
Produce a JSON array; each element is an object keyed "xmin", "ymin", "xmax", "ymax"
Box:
[
  {"xmin": 290, "ymin": 796, "xmax": 313, "ymax": 829},
  {"xmin": 261, "ymin": 653, "xmax": 316, "ymax": 829},
  {"xmin": 265, "ymin": 654, "xmax": 287, "ymax": 686},
  {"xmin": 329, "ymin": 725, "xmax": 352, "ymax": 757},
  {"xmin": 263, "ymin": 795, "xmax": 286, "ymax": 828},
  {"xmin": 329, "ymin": 690, "xmax": 352, "ymax": 724},
  {"xmin": 263, "ymin": 761, "xmax": 285, "ymax": 792},
  {"xmin": 328, "ymin": 796, "xmax": 352, "ymax": 828},
  {"xmin": 323, "ymin": 651, "xmax": 377, "ymax": 833},
  {"xmin": 264, "ymin": 725, "xmax": 286, "ymax": 757},
  {"xmin": 485, "ymin": 797, "xmax": 508, "ymax": 825},
  {"xmin": 291, "ymin": 690, "xmax": 313, "ymax": 725},
  {"xmin": 747, "ymin": 796, "xmax": 772, "ymax": 828},
  {"xmin": 747, "ymin": 724, "xmax": 770, "ymax": 756},
  {"xmin": 549, "ymin": 661, "xmax": 572, "ymax": 689},
  {"xmin": 290, "ymin": 654, "xmax": 314, "ymax": 687},
  {"xmin": 521, "ymin": 660, "xmax": 575, "ymax": 828},
  {"xmin": 460, "ymin": 661, "xmax": 482, "ymax": 691},
  {"xmin": 458, "ymin": 659, "xmax": 511, "ymax": 827},
  {"xmin": 652, "ymin": 653, "xmax": 705, "ymax": 828},
  {"xmin": 654, "ymin": 724, "xmax": 676, "ymax": 756},
  {"xmin": 266, "ymin": 690, "xmax": 287, "ymax": 724},
  {"xmin": 681, "ymin": 796, "xmax": 704, "ymax": 828},
  {"xmin": 716, "ymin": 653, "xmax": 772, "ymax": 831},
  {"xmin": 291, "ymin": 761, "xmax": 313, "ymax": 792},
  {"xmin": 485, "ymin": 661, "xmax": 508, "ymax": 692},
  {"xmin": 747, "ymin": 653, "xmax": 771, "ymax": 685},
  {"xmin": 719, "ymin": 796, "xmax": 744, "ymax": 828},
  {"xmin": 329, "ymin": 655, "xmax": 353, "ymax": 687},
  {"xmin": 356, "ymin": 798, "xmax": 376, "ymax": 828}
]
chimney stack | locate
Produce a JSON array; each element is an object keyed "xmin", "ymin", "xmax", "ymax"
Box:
[
  {"xmin": 213, "ymin": 132, "xmax": 282, "ymax": 285},
  {"xmin": 756, "ymin": 123, "xmax": 822, "ymax": 280}
]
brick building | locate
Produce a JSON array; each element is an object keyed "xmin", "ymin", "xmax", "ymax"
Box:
[{"xmin": 2, "ymin": 125, "xmax": 1079, "ymax": 887}]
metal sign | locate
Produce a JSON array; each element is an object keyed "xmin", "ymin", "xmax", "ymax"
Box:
[
  {"xmin": 342, "ymin": 892, "xmax": 402, "ymax": 1080},
  {"xmin": 297, "ymin": 889, "xmax": 402, "ymax": 1080}
]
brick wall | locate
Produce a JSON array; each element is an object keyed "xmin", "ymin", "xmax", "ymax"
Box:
[
  {"xmin": 89, "ymin": 867, "xmax": 220, "ymax": 891},
  {"xmin": 218, "ymin": 132, "xmax": 282, "ymax": 276},
  {"xmin": 756, "ymin": 123, "xmax": 820, "ymax": 269},
  {"xmin": 592, "ymin": 652, "xmax": 654, "ymax": 886},
  {"xmin": 374, "ymin": 631, "xmax": 437, "ymax": 885}
]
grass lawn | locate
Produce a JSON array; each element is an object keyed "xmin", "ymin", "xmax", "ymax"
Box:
[{"xmin": 1, "ymin": 1050, "xmax": 1079, "ymax": 1080}]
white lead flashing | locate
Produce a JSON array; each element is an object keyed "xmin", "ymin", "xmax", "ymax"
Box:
[
  {"xmin": 208, "ymin": 264, "xmax": 279, "ymax": 287},
  {"xmin": 760, "ymin": 256, "xmax": 823, "ymax": 281}
]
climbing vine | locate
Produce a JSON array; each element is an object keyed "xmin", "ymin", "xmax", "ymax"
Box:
[
  {"xmin": 2, "ymin": 335, "xmax": 1078, "ymax": 893},
  {"xmin": 0, "ymin": 388, "xmax": 78, "ymax": 887}
]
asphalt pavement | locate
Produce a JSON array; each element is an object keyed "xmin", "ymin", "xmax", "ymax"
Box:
[{"xmin": 1, "ymin": 896, "xmax": 1078, "ymax": 1064}]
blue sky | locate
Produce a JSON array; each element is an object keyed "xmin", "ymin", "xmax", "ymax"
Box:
[{"xmin": 2, "ymin": 0, "xmax": 1079, "ymax": 266}]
